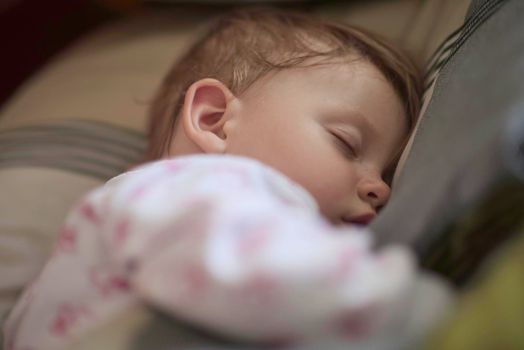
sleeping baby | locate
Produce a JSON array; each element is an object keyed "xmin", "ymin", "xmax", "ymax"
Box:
[{"xmin": 4, "ymin": 8, "xmax": 451, "ymax": 350}]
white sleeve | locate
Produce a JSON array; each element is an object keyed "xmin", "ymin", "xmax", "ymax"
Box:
[
  {"xmin": 104, "ymin": 156, "xmax": 418, "ymax": 343},
  {"xmin": 3, "ymin": 155, "xmax": 429, "ymax": 350}
]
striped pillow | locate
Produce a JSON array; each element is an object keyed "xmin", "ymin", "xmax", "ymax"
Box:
[
  {"xmin": 0, "ymin": 120, "xmax": 146, "ymax": 180},
  {"xmin": 422, "ymin": 0, "xmax": 506, "ymax": 104}
]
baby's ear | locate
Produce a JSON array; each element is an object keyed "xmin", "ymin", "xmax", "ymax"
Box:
[{"xmin": 181, "ymin": 78, "xmax": 235, "ymax": 154}]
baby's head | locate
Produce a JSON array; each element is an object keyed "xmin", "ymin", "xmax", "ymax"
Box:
[{"xmin": 147, "ymin": 8, "xmax": 422, "ymax": 225}]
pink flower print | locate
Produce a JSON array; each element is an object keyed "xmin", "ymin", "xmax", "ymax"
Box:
[
  {"xmin": 113, "ymin": 218, "xmax": 131, "ymax": 248},
  {"xmin": 78, "ymin": 201, "xmax": 101, "ymax": 226},
  {"xmin": 49, "ymin": 303, "xmax": 91, "ymax": 338},
  {"xmin": 56, "ymin": 226, "xmax": 77, "ymax": 253},
  {"xmin": 180, "ymin": 264, "xmax": 209, "ymax": 299},
  {"xmin": 164, "ymin": 161, "xmax": 186, "ymax": 173},
  {"xmin": 89, "ymin": 267, "xmax": 131, "ymax": 297},
  {"xmin": 128, "ymin": 184, "xmax": 150, "ymax": 201}
]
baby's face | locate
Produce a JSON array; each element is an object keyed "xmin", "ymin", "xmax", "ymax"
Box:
[{"xmin": 224, "ymin": 60, "xmax": 408, "ymax": 225}]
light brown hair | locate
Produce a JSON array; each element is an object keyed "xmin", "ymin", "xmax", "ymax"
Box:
[{"xmin": 146, "ymin": 7, "xmax": 422, "ymax": 160}]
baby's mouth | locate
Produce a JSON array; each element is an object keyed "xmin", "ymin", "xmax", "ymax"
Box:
[{"xmin": 342, "ymin": 213, "xmax": 376, "ymax": 226}]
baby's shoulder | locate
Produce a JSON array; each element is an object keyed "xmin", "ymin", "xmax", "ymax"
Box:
[
  {"xmin": 106, "ymin": 154, "xmax": 318, "ymax": 210},
  {"xmin": 118, "ymin": 154, "xmax": 269, "ymax": 179},
  {"xmin": 114, "ymin": 154, "xmax": 279, "ymax": 181}
]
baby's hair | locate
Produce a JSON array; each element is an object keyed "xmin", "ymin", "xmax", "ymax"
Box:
[{"xmin": 146, "ymin": 7, "xmax": 422, "ymax": 160}]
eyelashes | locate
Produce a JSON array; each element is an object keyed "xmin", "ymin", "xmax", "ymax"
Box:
[
  {"xmin": 329, "ymin": 129, "xmax": 395, "ymax": 186},
  {"xmin": 331, "ymin": 132, "xmax": 358, "ymax": 159}
]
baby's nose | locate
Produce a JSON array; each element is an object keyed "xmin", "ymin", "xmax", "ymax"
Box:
[{"xmin": 357, "ymin": 177, "xmax": 391, "ymax": 211}]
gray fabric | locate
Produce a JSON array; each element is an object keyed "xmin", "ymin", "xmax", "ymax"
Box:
[
  {"xmin": 372, "ymin": 0, "xmax": 523, "ymax": 256},
  {"xmin": 422, "ymin": 0, "xmax": 505, "ymax": 96},
  {"xmin": 0, "ymin": 120, "xmax": 147, "ymax": 179},
  {"xmin": 467, "ymin": 0, "xmax": 492, "ymax": 18}
]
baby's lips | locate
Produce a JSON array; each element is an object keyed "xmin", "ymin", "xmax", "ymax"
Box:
[{"xmin": 343, "ymin": 213, "xmax": 376, "ymax": 226}]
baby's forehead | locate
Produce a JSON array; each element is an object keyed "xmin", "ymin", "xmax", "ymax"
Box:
[
  {"xmin": 242, "ymin": 58, "xmax": 388, "ymax": 96},
  {"xmin": 239, "ymin": 60, "xmax": 408, "ymax": 138}
]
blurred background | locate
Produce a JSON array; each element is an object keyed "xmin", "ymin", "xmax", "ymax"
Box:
[
  {"xmin": 1, "ymin": 0, "xmax": 137, "ymax": 107},
  {"xmin": 1, "ymin": 0, "xmax": 303, "ymax": 108},
  {"xmin": 0, "ymin": 0, "xmax": 469, "ymax": 109}
]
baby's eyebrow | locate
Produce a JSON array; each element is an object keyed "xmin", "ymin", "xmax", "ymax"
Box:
[
  {"xmin": 349, "ymin": 111, "xmax": 376, "ymax": 134},
  {"xmin": 333, "ymin": 110, "xmax": 376, "ymax": 139}
]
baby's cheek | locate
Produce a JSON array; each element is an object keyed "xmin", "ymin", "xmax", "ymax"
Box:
[{"xmin": 300, "ymin": 173, "xmax": 351, "ymax": 220}]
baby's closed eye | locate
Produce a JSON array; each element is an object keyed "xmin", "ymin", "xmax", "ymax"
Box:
[{"xmin": 330, "ymin": 131, "xmax": 359, "ymax": 159}]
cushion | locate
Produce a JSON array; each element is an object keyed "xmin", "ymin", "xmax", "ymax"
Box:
[{"xmin": 372, "ymin": 0, "xmax": 524, "ymax": 285}]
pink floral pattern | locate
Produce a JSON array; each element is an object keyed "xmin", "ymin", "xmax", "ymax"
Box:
[
  {"xmin": 55, "ymin": 226, "xmax": 77, "ymax": 253},
  {"xmin": 3, "ymin": 155, "xmax": 445, "ymax": 350},
  {"xmin": 49, "ymin": 303, "xmax": 91, "ymax": 337},
  {"xmin": 78, "ymin": 201, "xmax": 101, "ymax": 226}
]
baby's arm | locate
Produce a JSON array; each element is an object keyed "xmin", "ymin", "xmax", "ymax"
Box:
[
  {"xmin": 127, "ymin": 165, "xmax": 415, "ymax": 343},
  {"xmin": 3, "ymin": 155, "xmax": 439, "ymax": 349}
]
